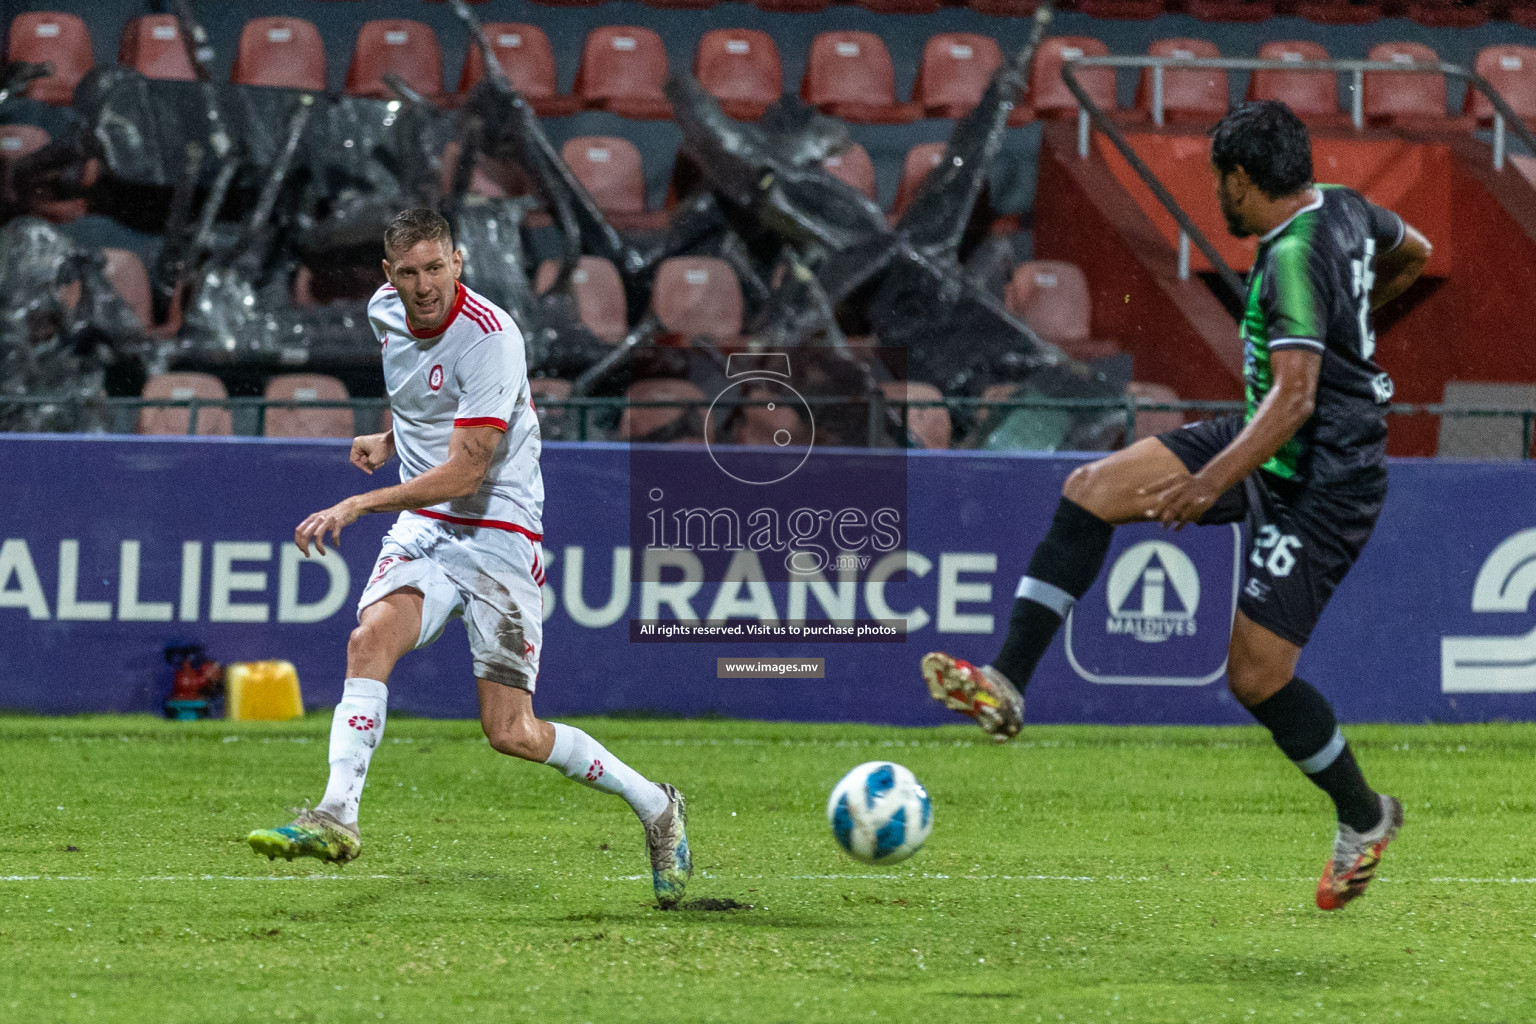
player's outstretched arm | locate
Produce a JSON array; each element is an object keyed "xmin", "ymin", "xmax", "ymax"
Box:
[
  {"xmin": 350, "ymin": 429, "xmax": 396, "ymax": 475},
  {"xmin": 295, "ymin": 424, "xmax": 502, "ymax": 556},
  {"xmin": 1140, "ymin": 349, "xmax": 1321, "ymax": 528},
  {"xmin": 1371, "ymin": 223, "xmax": 1431, "ymax": 310}
]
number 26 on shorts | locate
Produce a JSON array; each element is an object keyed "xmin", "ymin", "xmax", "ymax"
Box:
[{"xmin": 1251, "ymin": 525, "xmax": 1301, "ymax": 578}]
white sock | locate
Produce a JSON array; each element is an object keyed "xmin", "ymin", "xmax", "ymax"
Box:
[
  {"xmin": 543, "ymin": 722, "xmax": 670, "ymax": 824},
  {"xmin": 315, "ymin": 678, "xmax": 388, "ymax": 826}
]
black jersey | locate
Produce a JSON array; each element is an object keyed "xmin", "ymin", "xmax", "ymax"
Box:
[{"xmin": 1240, "ymin": 185, "xmax": 1403, "ymax": 485}]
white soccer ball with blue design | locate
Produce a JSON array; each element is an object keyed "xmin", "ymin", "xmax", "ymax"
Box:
[{"xmin": 826, "ymin": 761, "xmax": 933, "ymax": 865}]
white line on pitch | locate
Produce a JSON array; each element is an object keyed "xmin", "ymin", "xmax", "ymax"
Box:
[{"xmin": 6, "ymin": 873, "xmax": 1536, "ymax": 886}]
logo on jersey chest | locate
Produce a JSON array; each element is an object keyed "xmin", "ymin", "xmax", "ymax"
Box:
[{"xmin": 428, "ymin": 364, "xmax": 444, "ymax": 391}]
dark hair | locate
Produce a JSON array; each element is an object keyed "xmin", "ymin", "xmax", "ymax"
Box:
[
  {"xmin": 383, "ymin": 208, "xmax": 453, "ymax": 259},
  {"xmin": 1210, "ymin": 101, "xmax": 1313, "ymax": 199}
]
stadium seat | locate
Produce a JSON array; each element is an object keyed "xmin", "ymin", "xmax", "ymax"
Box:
[
  {"xmin": 534, "ymin": 257, "xmax": 629, "ymax": 343},
  {"xmin": 1248, "ymin": 41, "xmax": 1338, "ymax": 120},
  {"xmin": 561, "ymin": 136, "xmax": 654, "ymax": 227},
  {"xmin": 1364, "ymin": 42, "xmax": 1447, "ymax": 123},
  {"xmin": 694, "ymin": 29, "xmax": 782, "ymax": 121},
  {"xmin": 618, "ymin": 378, "xmax": 711, "ymax": 443},
  {"xmin": 231, "ymin": 18, "xmax": 325, "ymax": 92},
  {"xmin": 1406, "ymin": 0, "xmax": 1490, "ymax": 28},
  {"xmin": 344, "ymin": 20, "xmax": 443, "ymax": 100},
  {"xmin": 529, "ymin": 377, "xmax": 575, "ymax": 440},
  {"xmin": 8, "ymin": 13, "xmax": 93, "ymax": 106},
  {"xmin": 881, "ymin": 381, "xmax": 952, "ymax": 449},
  {"xmin": 118, "ymin": 16, "xmax": 195, "ymax": 82},
  {"xmin": 802, "ymin": 32, "xmax": 920, "ymax": 124},
  {"xmin": 0, "ymin": 123, "xmax": 87, "ymax": 224},
  {"xmin": 651, "ymin": 257, "xmax": 743, "ymax": 338},
  {"xmin": 754, "ymin": 0, "xmax": 831, "ymax": 12},
  {"xmin": 1031, "ymin": 37, "xmax": 1115, "ymax": 119},
  {"xmin": 967, "ymin": 0, "xmax": 1044, "ymax": 14},
  {"xmin": 1078, "ymin": 0, "xmax": 1166, "ymax": 18},
  {"xmin": 457, "ymin": 24, "xmax": 579, "ymax": 116},
  {"xmin": 1183, "ymin": 0, "xmax": 1275, "ymax": 19},
  {"xmin": 1005, "ymin": 260, "xmax": 1118, "ymax": 360},
  {"xmin": 1125, "ymin": 381, "xmax": 1184, "ymax": 440},
  {"xmin": 263, "ymin": 374, "xmax": 353, "ymax": 438},
  {"xmin": 893, "ymin": 143, "xmax": 947, "ymax": 216},
  {"xmin": 438, "ymin": 139, "xmax": 535, "ymax": 200},
  {"xmin": 858, "ymin": 0, "xmax": 942, "ymax": 13},
  {"xmin": 1293, "ymin": 0, "xmax": 1381, "ymax": 23},
  {"xmin": 1510, "ymin": 0, "xmax": 1536, "ymax": 29},
  {"xmin": 100, "ymin": 248, "xmax": 152, "ymax": 330},
  {"xmin": 914, "ymin": 33, "xmax": 1010, "ymax": 120},
  {"xmin": 1466, "ymin": 45, "xmax": 1536, "ymax": 125},
  {"xmin": 137, "ymin": 372, "xmax": 233, "ymax": 436},
  {"xmin": 822, "ymin": 143, "xmax": 876, "ymax": 200},
  {"xmin": 1135, "ymin": 39, "xmax": 1227, "ymax": 122},
  {"xmin": 574, "ymin": 26, "xmax": 671, "ymax": 120},
  {"xmin": 732, "ymin": 382, "xmax": 812, "ymax": 447},
  {"xmin": 0, "ymin": 123, "xmax": 48, "ymax": 162}
]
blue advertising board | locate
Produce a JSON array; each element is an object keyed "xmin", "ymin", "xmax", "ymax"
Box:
[{"xmin": 2, "ymin": 434, "xmax": 1536, "ymax": 725}]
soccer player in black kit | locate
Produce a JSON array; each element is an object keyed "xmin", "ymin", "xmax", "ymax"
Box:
[{"xmin": 923, "ymin": 101, "xmax": 1432, "ymax": 910}]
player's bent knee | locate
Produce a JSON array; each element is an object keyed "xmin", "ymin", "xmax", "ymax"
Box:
[{"xmin": 1063, "ymin": 460, "xmax": 1118, "ymax": 518}]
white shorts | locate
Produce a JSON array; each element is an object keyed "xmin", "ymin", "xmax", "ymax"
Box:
[{"xmin": 358, "ymin": 513, "xmax": 546, "ymax": 691}]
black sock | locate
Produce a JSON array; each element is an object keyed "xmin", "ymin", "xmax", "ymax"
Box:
[
  {"xmin": 992, "ymin": 498, "xmax": 1113, "ymax": 690},
  {"xmin": 1247, "ymin": 678, "xmax": 1382, "ymax": 832}
]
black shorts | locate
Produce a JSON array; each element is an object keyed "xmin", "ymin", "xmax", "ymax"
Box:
[{"xmin": 1156, "ymin": 415, "xmax": 1386, "ymax": 648}]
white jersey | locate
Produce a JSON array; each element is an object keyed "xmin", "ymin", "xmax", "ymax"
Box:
[{"xmin": 368, "ymin": 281, "xmax": 543, "ymax": 539}]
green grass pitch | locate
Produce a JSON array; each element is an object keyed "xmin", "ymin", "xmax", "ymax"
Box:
[{"xmin": 4, "ymin": 715, "xmax": 1536, "ymax": 1023}]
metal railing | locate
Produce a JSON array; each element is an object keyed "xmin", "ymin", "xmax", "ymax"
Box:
[
  {"xmin": 1060, "ymin": 55, "xmax": 1536, "ymax": 292},
  {"xmin": 5, "ymin": 394, "xmax": 1535, "ymax": 456}
]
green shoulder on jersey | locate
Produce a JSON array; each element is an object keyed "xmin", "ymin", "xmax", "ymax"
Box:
[{"xmin": 1240, "ymin": 212, "xmax": 1325, "ymax": 480}]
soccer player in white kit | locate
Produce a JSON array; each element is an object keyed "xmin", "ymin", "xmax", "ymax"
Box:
[{"xmin": 247, "ymin": 209, "xmax": 692, "ymax": 908}]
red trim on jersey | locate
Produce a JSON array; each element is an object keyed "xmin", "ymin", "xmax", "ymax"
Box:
[
  {"xmin": 453, "ymin": 417, "xmax": 508, "ymax": 431},
  {"xmin": 464, "ymin": 293, "xmax": 502, "ymax": 331},
  {"xmin": 463, "ymin": 305, "xmax": 494, "ymax": 334},
  {"xmin": 404, "ymin": 283, "xmax": 467, "ymax": 340},
  {"xmin": 410, "ymin": 509, "xmax": 543, "ymax": 540}
]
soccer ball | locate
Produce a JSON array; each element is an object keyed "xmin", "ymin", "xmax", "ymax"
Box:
[{"xmin": 826, "ymin": 761, "xmax": 933, "ymax": 865}]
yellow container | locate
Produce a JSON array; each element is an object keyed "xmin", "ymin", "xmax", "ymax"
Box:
[{"xmin": 225, "ymin": 660, "xmax": 305, "ymax": 721}]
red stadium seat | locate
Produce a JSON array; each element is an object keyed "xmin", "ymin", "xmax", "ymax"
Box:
[
  {"xmin": 1510, "ymin": 0, "xmax": 1536, "ymax": 29},
  {"xmin": 1031, "ymin": 37, "xmax": 1115, "ymax": 119},
  {"xmin": 881, "ymin": 381, "xmax": 952, "ymax": 449},
  {"xmin": 893, "ymin": 143, "xmax": 947, "ymax": 215},
  {"xmin": 1363, "ymin": 42, "xmax": 1446, "ymax": 123},
  {"xmin": 1248, "ymin": 41, "xmax": 1338, "ymax": 120},
  {"xmin": 859, "ymin": 0, "xmax": 942, "ymax": 13},
  {"xmin": 822, "ymin": 143, "xmax": 876, "ymax": 200},
  {"xmin": 535, "ymin": 257, "xmax": 629, "ymax": 343},
  {"xmin": 1466, "ymin": 45, "xmax": 1536, "ymax": 124},
  {"xmin": 231, "ymin": 18, "xmax": 326, "ymax": 92},
  {"xmin": 651, "ymin": 257, "xmax": 743, "ymax": 338},
  {"xmin": 100, "ymin": 248, "xmax": 152, "ymax": 329},
  {"xmin": 1406, "ymin": 0, "xmax": 1490, "ymax": 28},
  {"xmin": 118, "ymin": 16, "xmax": 195, "ymax": 82},
  {"xmin": 1005, "ymin": 260, "xmax": 1122, "ymax": 362},
  {"xmin": 0, "ymin": 123, "xmax": 86, "ymax": 224},
  {"xmin": 754, "ymin": 0, "xmax": 831, "ymax": 12},
  {"xmin": 1126, "ymin": 381, "xmax": 1184, "ymax": 440},
  {"xmin": 1078, "ymin": 0, "xmax": 1165, "ymax": 18},
  {"xmin": 264, "ymin": 374, "xmax": 354, "ymax": 439},
  {"xmin": 8, "ymin": 13, "xmax": 93, "ymax": 106},
  {"xmin": 561, "ymin": 136, "xmax": 646, "ymax": 216},
  {"xmin": 344, "ymin": 20, "xmax": 443, "ymax": 100},
  {"xmin": 458, "ymin": 24, "xmax": 579, "ymax": 116},
  {"xmin": 138, "ymin": 373, "xmax": 233, "ymax": 436},
  {"xmin": 1290, "ymin": 0, "xmax": 1381, "ymax": 24},
  {"xmin": 618, "ymin": 378, "xmax": 711, "ymax": 444},
  {"xmin": 914, "ymin": 33, "xmax": 1001, "ymax": 119},
  {"xmin": 1183, "ymin": 0, "xmax": 1276, "ymax": 19},
  {"xmin": 802, "ymin": 32, "xmax": 919, "ymax": 125},
  {"xmin": 0, "ymin": 123, "xmax": 48, "ymax": 162},
  {"xmin": 528, "ymin": 377, "xmax": 575, "ymax": 439},
  {"xmin": 1135, "ymin": 39, "xmax": 1227, "ymax": 122},
  {"xmin": 967, "ymin": 0, "xmax": 1046, "ymax": 14},
  {"xmin": 694, "ymin": 29, "xmax": 782, "ymax": 121},
  {"xmin": 574, "ymin": 26, "xmax": 671, "ymax": 120}
]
